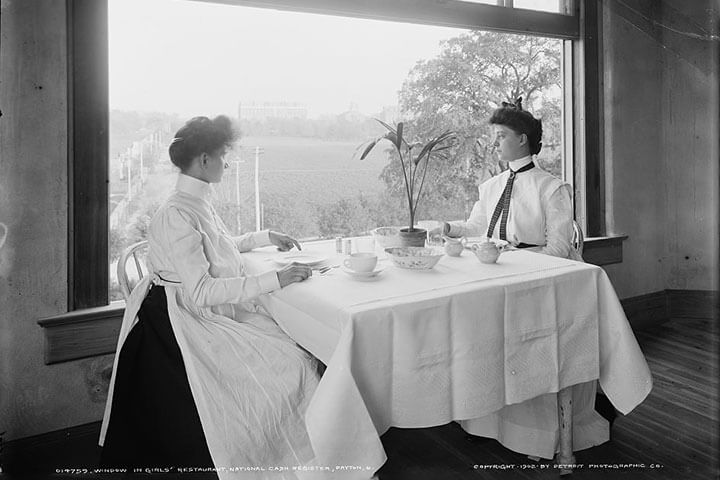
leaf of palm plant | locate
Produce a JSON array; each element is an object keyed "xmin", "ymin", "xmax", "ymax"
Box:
[
  {"xmin": 357, "ymin": 138, "xmax": 380, "ymax": 160},
  {"xmin": 414, "ymin": 139, "xmax": 442, "ymax": 166},
  {"xmin": 413, "ymin": 131, "xmax": 456, "ymax": 165},
  {"xmin": 375, "ymin": 118, "xmax": 411, "ymax": 150},
  {"xmin": 431, "ymin": 144, "xmax": 455, "ymax": 153},
  {"xmin": 375, "ymin": 118, "xmax": 396, "ymax": 134}
]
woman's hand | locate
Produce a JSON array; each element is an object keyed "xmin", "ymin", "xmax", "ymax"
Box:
[
  {"xmin": 276, "ymin": 262, "xmax": 312, "ymax": 288},
  {"xmin": 269, "ymin": 231, "xmax": 301, "ymax": 251}
]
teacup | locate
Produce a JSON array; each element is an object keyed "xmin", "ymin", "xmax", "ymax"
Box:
[
  {"xmin": 442, "ymin": 235, "xmax": 466, "ymax": 257},
  {"xmin": 343, "ymin": 252, "xmax": 378, "ymax": 273}
]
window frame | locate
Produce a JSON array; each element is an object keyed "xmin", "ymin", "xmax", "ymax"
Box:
[
  {"xmin": 68, "ymin": 0, "xmax": 110, "ymax": 310},
  {"xmin": 70, "ymin": 0, "xmax": 587, "ymax": 311},
  {"xmin": 42, "ymin": 0, "xmax": 610, "ymax": 364}
]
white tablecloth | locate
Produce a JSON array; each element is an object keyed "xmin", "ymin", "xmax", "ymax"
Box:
[{"xmin": 245, "ymin": 242, "xmax": 652, "ymax": 478}]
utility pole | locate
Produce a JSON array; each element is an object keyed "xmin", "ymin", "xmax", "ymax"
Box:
[
  {"xmin": 234, "ymin": 154, "xmax": 244, "ymax": 233},
  {"xmin": 139, "ymin": 143, "xmax": 144, "ymax": 182},
  {"xmin": 126, "ymin": 152, "xmax": 132, "ymax": 202},
  {"xmin": 254, "ymin": 146, "xmax": 264, "ymax": 231}
]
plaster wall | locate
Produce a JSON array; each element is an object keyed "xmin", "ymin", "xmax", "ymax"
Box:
[
  {"xmin": 660, "ymin": 26, "xmax": 719, "ymax": 290},
  {"xmin": 601, "ymin": 0, "xmax": 719, "ymax": 297},
  {"xmin": 0, "ymin": 0, "xmax": 109, "ymax": 441},
  {"xmin": 601, "ymin": 0, "xmax": 667, "ymax": 297}
]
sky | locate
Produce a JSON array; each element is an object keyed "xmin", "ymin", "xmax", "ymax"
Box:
[
  {"xmin": 109, "ymin": 0, "xmax": 561, "ymax": 119},
  {"xmin": 109, "ymin": 0, "xmax": 460, "ymax": 118}
]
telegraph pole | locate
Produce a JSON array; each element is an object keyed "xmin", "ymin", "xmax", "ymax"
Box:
[
  {"xmin": 234, "ymin": 155, "xmax": 243, "ymax": 233},
  {"xmin": 254, "ymin": 146, "xmax": 263, "ymax": 231},
  {"xmin": 126, "ymin": 152, "xmax": 132, "ymax": 202}
]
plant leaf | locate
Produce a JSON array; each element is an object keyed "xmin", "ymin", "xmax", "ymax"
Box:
[
  {"xmin": 413, "ymin": 131, "xmax": 457, "ymax": 165},
  {"xmin": 375, "ymin": 118, "xmax": 397, "ymax": 134},
  {"xmin": 432, "ymin": 144, "xmax": 454, "ymax": 152},
  {"xmin": 356, "ymin": 138, "xmax": 379, "ymax": 160},
  {"xmin": 374, "ymin": 118, "xmax": 413, "ymax": 150}
]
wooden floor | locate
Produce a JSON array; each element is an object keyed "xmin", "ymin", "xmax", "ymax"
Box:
[
  {"xmin": 377, "ymin": 316, "xmax": 720, "ymax": 480},
  {"xmin": 4, "ymin": 316, "xmax": 718, "ymax": 479}
]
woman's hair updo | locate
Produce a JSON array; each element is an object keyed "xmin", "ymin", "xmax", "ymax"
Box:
[
  {"xmin": 168, "ymin": 115, "xmax": 240, "ymax": 171},
  {"xmin": 489, "ymin": 97, "xmax": 543, "ymax": 155}
]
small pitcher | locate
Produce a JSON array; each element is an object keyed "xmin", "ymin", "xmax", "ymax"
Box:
[
  {"xmin": 442, "ymin": 235, "xmax": 466, "ymax": 257},
  {"xmin": 471, "ymin": 239, "xmax": 506, "ymax": 264}
]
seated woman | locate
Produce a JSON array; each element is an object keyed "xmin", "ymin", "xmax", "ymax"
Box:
[
  {"xmin": 100, "ymin": 115, "xmax": 320, "ymax": 478},
  {"xmin": 440, "ymin": 97, "xmax": 581, "ymax": 261},
  {"xmin": 441, "ymin": 100, "xmax": 611, "ymax": 458}
]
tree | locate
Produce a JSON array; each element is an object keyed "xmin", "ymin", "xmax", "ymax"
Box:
[
  {"xmin": 381, "ymin": 31, "xmax": 563, "ymax": 214},
  {"xmin": 317, "ymin": 192, "xmax": 408, "ymax": 238}
]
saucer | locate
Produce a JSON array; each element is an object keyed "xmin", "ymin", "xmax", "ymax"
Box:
[
  {"xmin": 341, "ymin": 265, "xmax": 385, "ymax": 279},
  {"xmin": 274, "ymin": 253, "xmax": 327, "ymax": 266}
]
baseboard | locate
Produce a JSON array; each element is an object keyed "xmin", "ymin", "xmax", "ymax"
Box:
[
  {"xmin": 666, "ymin": 289, "xmax": 719, "ymax": 319},
  {"xmin": 621, "ymin": 289, "xmax": 719, "ymax": 330},
  {"xmin": 1, "ymin": 422, "xmax": 102, "ymax": 475},
  {"xmin": 621, "ymin": 290, "xmax": 669, "ymax": 330}
]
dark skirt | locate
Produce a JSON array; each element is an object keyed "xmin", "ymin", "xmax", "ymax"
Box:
[{"xmin": 100, "ymin": 285, "xmax": 218, "ymax": 478}]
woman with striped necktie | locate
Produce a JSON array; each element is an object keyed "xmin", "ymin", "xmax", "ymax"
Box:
[{"xmin": 441, "ymin": 98, "xmax": 580, "ymax": 261}]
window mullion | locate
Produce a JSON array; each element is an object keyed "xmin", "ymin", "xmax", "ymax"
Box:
[{"xmin": 69, "ymin": 0, "xmax": 109, "ymax": 309}]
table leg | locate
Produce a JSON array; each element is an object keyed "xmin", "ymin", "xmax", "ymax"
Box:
[{"xmin": 557, "ymin": 386, "xmax": 576, "ymax": 475}]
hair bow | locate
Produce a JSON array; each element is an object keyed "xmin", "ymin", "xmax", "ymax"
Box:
[{"xmin": 501, "ymin": 97, "xmax": 524, "ymax": 110}]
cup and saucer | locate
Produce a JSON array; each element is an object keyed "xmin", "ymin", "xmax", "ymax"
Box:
[{"xmin": 342, "ymin": 253, "xmax": 385, "ymax": 279}]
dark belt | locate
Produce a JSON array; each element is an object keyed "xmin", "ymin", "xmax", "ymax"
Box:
[{"xmin": 515, "ymin": 243, "xmax": 539, "ymax": 249}]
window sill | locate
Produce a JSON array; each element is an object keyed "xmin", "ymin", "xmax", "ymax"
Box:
[
  {"xmin": 582, "ymin": 234, "xmax": 628, "ymax": 266},
  {"xmin": 37, "ymin": 303, "xmax": 124, "ymax": 364}
]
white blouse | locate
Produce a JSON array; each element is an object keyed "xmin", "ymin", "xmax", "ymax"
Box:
[
  {"xmin": 448, "ymin": 156, "xmax": 578, "ymax": 260},
  {"xmin": 148, "ymin": 173, "xmax": 280, "ymax": 310}
]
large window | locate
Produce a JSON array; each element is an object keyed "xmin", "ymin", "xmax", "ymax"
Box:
[
  {"xmin": 107, "ymin": 0, "xmax": 568, "ymax": 301},
  {"xmin": 68, "ymin": 0, "xmax": 599, "ymax": 311}
]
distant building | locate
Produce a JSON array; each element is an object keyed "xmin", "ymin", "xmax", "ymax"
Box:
[
  {"xmin": 238, "ymin": 101, "xmax": 308, "ymax": 121},
  {"xmin": 338, "ymin": 102, "xmax": 366, "ymax": 123}
]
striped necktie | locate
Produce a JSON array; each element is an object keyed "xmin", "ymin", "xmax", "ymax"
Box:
[{"xmin": 486, "ymin": 162, "xmax": 535, "ymax": 240}]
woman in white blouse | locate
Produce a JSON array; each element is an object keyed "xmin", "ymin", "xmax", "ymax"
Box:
[
  {"xmin": 442, "ymin": 101, "xmax": 610, "ymax": 459},
  {"xmin": 442, "ymin": 98, "xmax": 580, "ymax": 261},
  {"xmin": 100, "ymin": 116, "xmax": 320, "ymax": 478}
]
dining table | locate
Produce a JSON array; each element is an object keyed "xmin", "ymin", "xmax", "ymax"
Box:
[{"xmin": 244, "ymin": 238, "xmax": 652, "ymax": 478}]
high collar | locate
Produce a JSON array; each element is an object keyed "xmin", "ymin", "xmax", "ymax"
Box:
[
  {"xmin": 176, "ymin": 173, "xmax": 214, "ymax": 201},
  {"xmin": 508, "ymin": 155, "xmax": 533, "ymax": 172}
]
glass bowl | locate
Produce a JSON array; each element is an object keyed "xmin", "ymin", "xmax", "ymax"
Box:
[
  {"xmin": 384, "ymin": 246, "xmax": 444, "ymax": 270},
  {"xmin": 372, "ymin": 226, "xmax": 402, "ymax": 249}
]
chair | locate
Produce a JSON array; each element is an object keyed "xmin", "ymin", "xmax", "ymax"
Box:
[
  {"xmin": 572, "ymin": 220, "xmax": 584, "ymax": 259},
  {"xmin": 117, "ymin": 240, "xmax": 149, "ymax": 300}
]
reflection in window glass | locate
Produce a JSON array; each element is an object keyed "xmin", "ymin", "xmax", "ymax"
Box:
[
  {"xmin": 455, "ymin": 0, "xmax": 498, "ymax": 6},
  {"xmin": 513, "ymin": 0, "xmax": 563, "ymax": 13},
  {"xmin": 108, "ymin": 0, "xmax": 564, "ymax": 300},
  {"xmin": 457, "ymin": 0, "xmax": 562, "ymax": 13}
]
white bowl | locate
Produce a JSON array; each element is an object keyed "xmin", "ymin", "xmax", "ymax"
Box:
[
  {"xmin": 385, "ymin": 246, "xmax": 444, "ymax": 270},
  {"xmin": 372, "ymin": 226, "xmax": 402, "ymax": 249}
]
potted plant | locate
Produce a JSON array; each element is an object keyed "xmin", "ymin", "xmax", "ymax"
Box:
[{"xmin": 356, "ymin": 120, "xmax": 457, "ymax": 247}]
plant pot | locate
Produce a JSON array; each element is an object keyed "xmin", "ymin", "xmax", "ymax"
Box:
[{"xmin": 398, "ymin": 227, "xmax": 427, "ymax": 247}]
